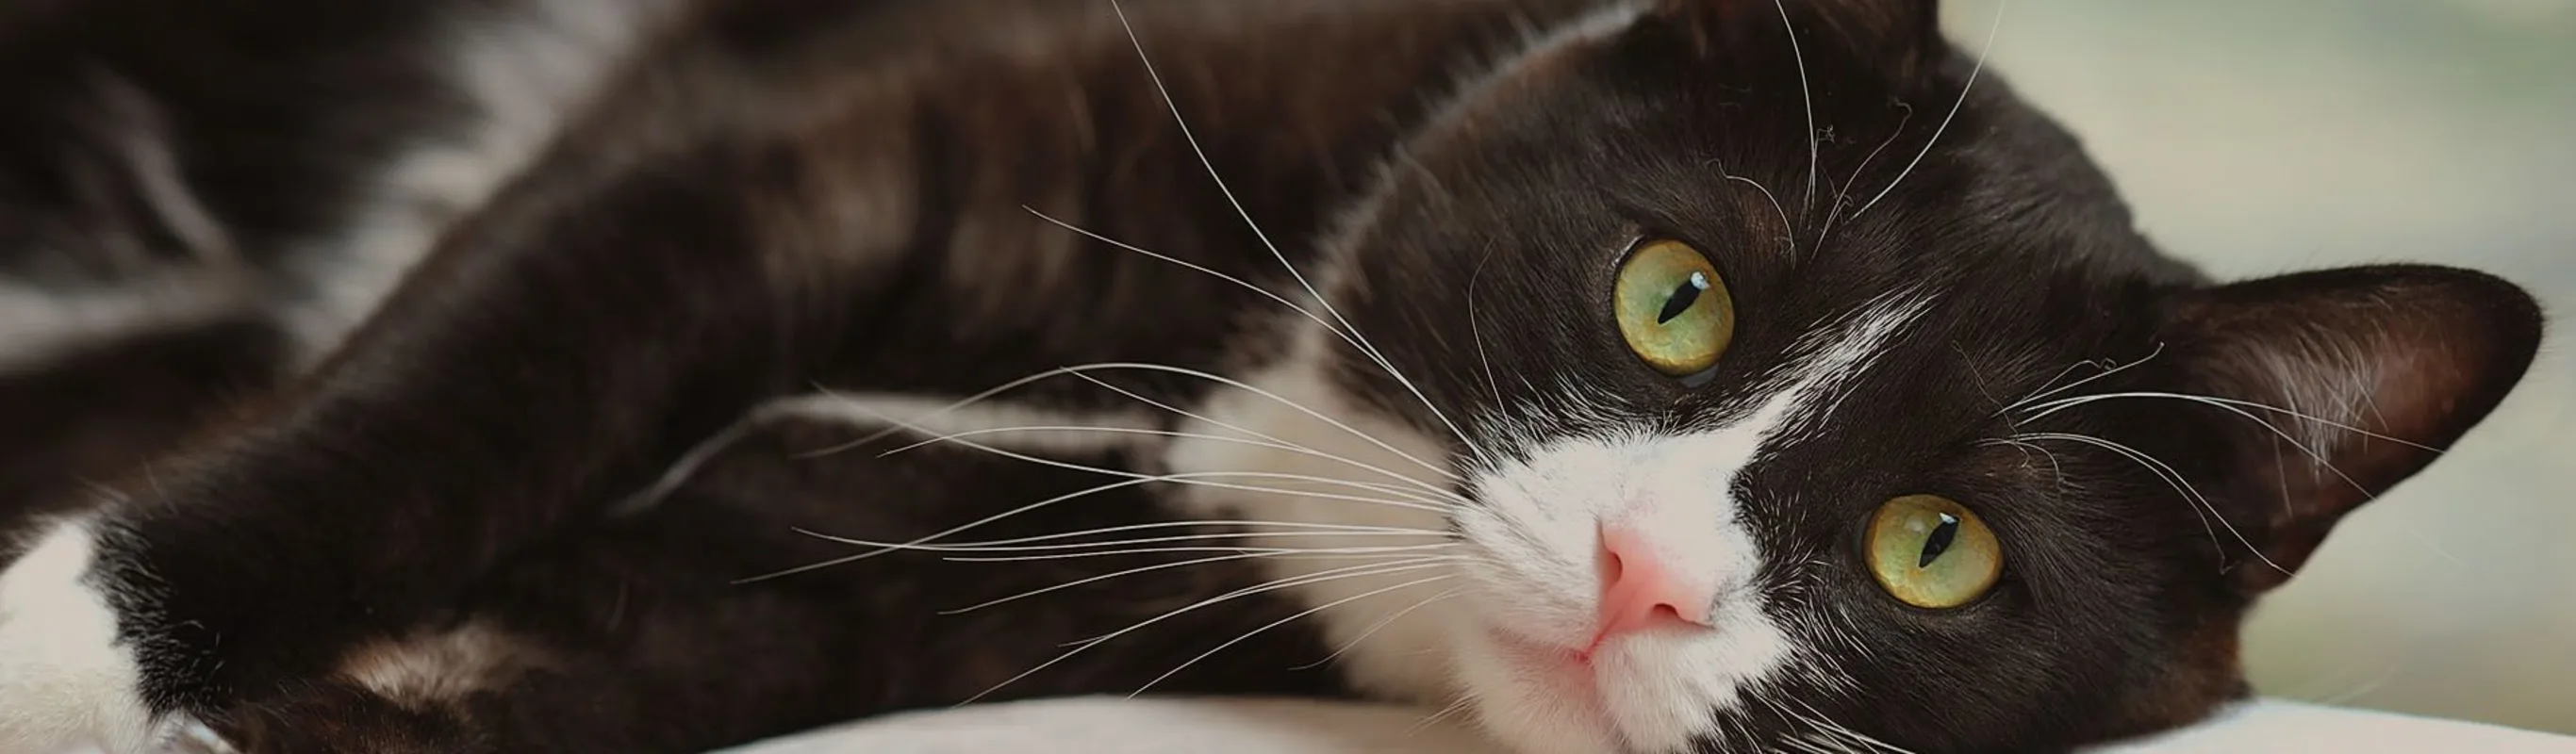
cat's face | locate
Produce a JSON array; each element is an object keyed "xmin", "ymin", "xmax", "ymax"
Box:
[{"xmin": 1287, "ymin": 1, "xmax": 2544, "ymax": 752}]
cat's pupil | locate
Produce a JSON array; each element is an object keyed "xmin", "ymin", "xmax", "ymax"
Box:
[
  {"xmin": 1655, "ymin": 270, "xmax": 1710, "ymax": 324},
  {"xmin": 1919, "ymin": 512, "xmax": 1960, "ymax": 568}
]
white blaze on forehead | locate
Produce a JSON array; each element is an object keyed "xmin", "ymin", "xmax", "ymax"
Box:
[{"xmin": 1453, "ymin": 294, "xmax": 1929, "ymax": 753}]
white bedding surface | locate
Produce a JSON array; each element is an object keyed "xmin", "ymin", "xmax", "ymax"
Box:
[{"xmin": 719, "ymin": 697, "xmax": 2576, "ymax": 753}]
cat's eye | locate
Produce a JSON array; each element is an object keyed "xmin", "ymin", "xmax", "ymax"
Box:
[
  {"xmin": 1612, "ymin": 239, "xmax": 1736, "ymax": 378},
  {"xmin": 1865, "ymin": 494, "xmax": 2003, "ymax": 609}
]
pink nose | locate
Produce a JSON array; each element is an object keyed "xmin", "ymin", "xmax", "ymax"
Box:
[{"xmin": 1588, "ymin": 525, "xmax": 1712, "ymax": 656}]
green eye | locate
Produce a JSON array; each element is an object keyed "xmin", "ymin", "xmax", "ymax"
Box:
[
  {"xmin": 1866, "ymin": 495, "xmax": 2003, "ymax": 609},
  {"xmin": 1612, "ymin": 239, "xmax": 1736, "ymax": 377}
]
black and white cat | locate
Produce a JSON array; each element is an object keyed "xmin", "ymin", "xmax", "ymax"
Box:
[{"xmin": 0, "ymin": 1, "xmax": 2546, "ymax": 753}]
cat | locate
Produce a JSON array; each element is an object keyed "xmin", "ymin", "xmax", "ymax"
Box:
[{"xmin": 0, "ymin": 0, "xmax": 2546, "ymax": 753}]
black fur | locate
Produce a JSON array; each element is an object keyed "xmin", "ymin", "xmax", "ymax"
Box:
[{"xmin": 0, "ymin": 1, "xmax": 2545, "ymax": 753}]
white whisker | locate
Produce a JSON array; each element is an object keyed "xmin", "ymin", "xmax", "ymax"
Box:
[
  {"xmin": 962, "ymin": 557, "xmax": 1459, "ymax": 703},
  {"xmin": 1853, "ymin": 0, "xmax": 2007, "ymax": 219},
  {"xmin": 1059, "ymin": 362, "xmax": 1462, "ymax": 481},
  {"xmin": 1410, "ymin": 696, "xmax": 1478, "ymax": 736},
  {"xmin": 1729, "ymin": 172, "xmax": 1797, "ymax": 254},
  {"xmin": 877, "ymin": 423, "xmax": 1463, "ymax": 507},
  {"xmin": 1021, "ymin": 207, "xmax": 1376, "ymax": 358},
  {"xmin": 802, "ymin": 383, "xmax": 1453, "ymax": 510},
  {"xmin": 1467, "ymin": 242, "xmax": 1505, "ymax": 406},
  {"xmin": 2019, "ymin": 390, "xmax": 2440, "ymax": 452},
  {"xmin": 733, "ymin": 463, "xmax": 1448, "ymax": 584},
  {"xmin": 1293, "ymin": 585, "xmax": 1464, "ymax": 670},
  {"xmin": 1108, "ymin": 0, "xmax": 1499, "ymax": 472},
  {"xmin": 1816, "ymin": 102, "xmax": 1912, "ymax": 251},
  {"xmin": 799, "ymin": 529, "xmax": 1449, "ymax": 555},
  {"xmin": 947, "ymin": 542, "xmax": 1454, "ymax": 564},
  {"xmin": 2000, "ymin": 342, "xmax": 2164, "ymax": 414},
  {"xmin": 889, "ymin": 518, "xmax": 1446, "ymax": 549},
  {"xmin": 1127, "ymin": 573, "xmax": 1456, "ymax": 696},
  {"xmin": 1060, "ymin": 371, "xmax": 1467, "ymax": 500},
  {"xmin": 938, "ymin": 550, "xmax": 1450, "ymax": 615},
  {"xmin": 1773, "ymin": 0, "xmax": 1818, "ymax": 212},
  {"xmin": 2011, "ymin": 432, "xmax": 2292, "ymax": 577}
]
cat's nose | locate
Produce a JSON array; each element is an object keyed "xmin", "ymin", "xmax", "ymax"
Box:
[{"xmin": 1588, "ymin": 524, "xmax": 1714, "ymax": 653}]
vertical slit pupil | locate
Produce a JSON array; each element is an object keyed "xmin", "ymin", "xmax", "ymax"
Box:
[
  {"xmin": 1656, "ymin": 270, "xmax": 1710, "ymax": 324},
  {"xmin": 1918, "ymin": 512, "xmax": 1960, "ymax": 568}
]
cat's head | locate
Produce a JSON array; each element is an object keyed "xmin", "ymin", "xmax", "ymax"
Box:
[{"xmin": 1288, "ymin": 0, "xmax": 2545, "ymax": 751}]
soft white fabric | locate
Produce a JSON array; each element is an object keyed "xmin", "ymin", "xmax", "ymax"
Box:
[{"xmin": 719, "ymin": 697, "xmax": 2576, "ymax": 754}]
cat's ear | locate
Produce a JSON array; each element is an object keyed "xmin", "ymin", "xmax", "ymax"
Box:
[
  {"xmin": 1649, "ymin": 0, "xmax": 1943, "ymax": 75},
  {"xmin": 2157, "ymin": 265, "xmax": 2543, "ymax": 594}
]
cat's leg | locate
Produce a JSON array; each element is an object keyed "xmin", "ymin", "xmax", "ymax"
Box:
[
  {"xmin": 0, "ymin": 7, "xmax": 695, "ymax": 749},
  {"xmin": 167, "ymin": 420, "xmax": 1346, "ymax": 754},
  {"xmin": 0, "ymin": 75, "xmax": 932, "ymax": 751}
]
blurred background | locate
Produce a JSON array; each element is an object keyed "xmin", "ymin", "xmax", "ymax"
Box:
[{"xmin": 1944, "ymin": 0, "xmax": 2576, "ymax": 734}]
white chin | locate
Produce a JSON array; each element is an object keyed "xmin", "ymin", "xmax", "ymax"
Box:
[{"xmin": 1452, "ymin": 627, "xmax": 1632, "ymax": 754}]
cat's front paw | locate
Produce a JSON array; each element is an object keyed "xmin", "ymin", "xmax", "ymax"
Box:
[{"xmin": 0, "ymin": 519, "xmax": 164, "ymax": 754}]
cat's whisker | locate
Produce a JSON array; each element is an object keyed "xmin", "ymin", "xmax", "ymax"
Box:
[
  {"xmin": 1785, "ymin": 699, "xmax": 1916, "ymax": 754},
  {"xmin": 733, "ymin": 466, "xmax": 1450, "ymax": 584},
  {"xmin": 1048, "ymin": 362, "xmax": 1463, "ymax": 482},
  {"xmin": 891, "ymin": 518, "xmax": 1449, "ymax": 549},
  {"xmin": 948, "ymin": 542, "xmax": 1456, "ymax": 564},
  {"xmin": 1467, "ymin": 242, "xmax": 1506, "ymax": 407},
  {"xmin": 1109, "ymin": 0, "xmax": 1502, "ymax": 474},
  {"xmin": 1063, "ymin": 557, "xmax": 1466, "ymax": 648},
  {"xmin": 1022, "ymin": 207, "xmax": 1362, "ymax": 355},
  {"xmin": 1772, "ymin": 0, "xmax": 1818, "ymax": 214},
  {"xmin": 1728, "ymin": 172, "xmax": 1797, "ymax": 254},
  {"xmin": 620, "ymin": 411, "xmax": 766, "ymax": 513},
  {"xmin": 804, "ymin": 387, "xmax": 1454, "ymax": 510},
  {"xmin": 1988, "ymin": 437, "xmax": 2069, "ymax": 490},
  {"xmin": 1816, "ymin": 100, "xmax": 1913, "ymax": 253},
  {"xmin": 938, "ymin": 550, "xmax": 1457, "ymax": 615},
  {"xmin": 2020, "ymin": 390, "xmax": 2431, "ymax": 515},
  {"xmin": 1292, "ymin": 585, "xmax": 1464, "ymax": 671},
  {"xmin": 963, "ymin": 557, "xmax": 1460, "ymax": 703},
  {"xmin": 2009, "ymin": 432, "xmax": 2295, "ymax": 578},
  {"xmin": 2019, "ymin": 390, "xmax": 2442, "ymax": 452},
  {"xmin": 2312, "ymin": 660, "xmax": 2406, "ymax": 707},
  {"xmin": 1409, "ymin": 696, "xmax": 1478, "ymax": 737},
  {"xmin": 1059, "ymin": 371, "xmax": 1469, "ymax": 502},
  {"xmin": 798, "ymin": 528, "xmax": 1450, "ymax": 555},
  {"xmin": 1126, "ymin": 573, "xmax": 1457, "ymax": 697},
  {"xmin": 875, "ymin": 423, "xmax": 1463, "ymax": 507},
  {"xmin": 2000, "ymin": 342, "xmax": 2162, "ymax": 415},
  {"xmin": 1853, "ymin": 0, "xmax": 2007, "ymax": 220}
]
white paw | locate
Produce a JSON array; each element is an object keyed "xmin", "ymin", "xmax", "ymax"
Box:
[{"xmin": 0, "ymin": 519, "xmax": 159, "ymax": 754}]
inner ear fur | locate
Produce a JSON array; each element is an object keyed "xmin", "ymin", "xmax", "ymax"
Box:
[{"xmin": 2159, "ymin": 264, "xmax": 2543, "ymax": 593}]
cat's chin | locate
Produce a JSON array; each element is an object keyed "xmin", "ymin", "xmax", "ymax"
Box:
[
  {"xmin": 1452, "ymin": 604, "xmax": 1751, "ymax": 751},
  {"xmin": 1451, "ymin": 622, "xmax": 1637, "ymax": 754}
]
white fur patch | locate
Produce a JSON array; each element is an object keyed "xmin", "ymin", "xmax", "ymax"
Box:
[
  {"xmin": 339, "ymin": 621, "xmax": 537, "ymax": 711},
  {"xmin": 1162, "ymin": 352, "xmax": 1463, "ymax": 705},
  {"xmin": 274, "ymin": 0, "xmax": 672, "ymax": 363},
  {"xmin": 0, "ymin": 520, "xmax": 156, "ymax": 754},
  {"xmin": 0, "ymin": 275, "xmax": 247, "ymax": 376},
  {"xmin": 762, "ymin": 392, "xmax": 1168, "ymax": 457}
]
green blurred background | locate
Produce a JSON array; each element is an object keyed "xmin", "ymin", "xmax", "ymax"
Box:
[{"xmin": 1943, "ymin": 0, "xmax": 2576, "ymax": 734}]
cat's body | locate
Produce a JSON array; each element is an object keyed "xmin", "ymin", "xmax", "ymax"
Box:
[{"xmin": 0, "ymin": 2, "xmax": 2545, "ymax": 754}]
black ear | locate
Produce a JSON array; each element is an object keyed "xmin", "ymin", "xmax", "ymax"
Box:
[
  {"xmin": 1651, "ymin": 0, "xmax": 1943, "ymax": 75},
  {"xmin": 2158, "ymin": 265, "xmax": 2544, "ymax": 593}
]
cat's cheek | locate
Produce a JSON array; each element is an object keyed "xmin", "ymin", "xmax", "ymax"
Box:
[{"xmin": 0, "ymin": 518, "xmax": 163, "ymax": 753}]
